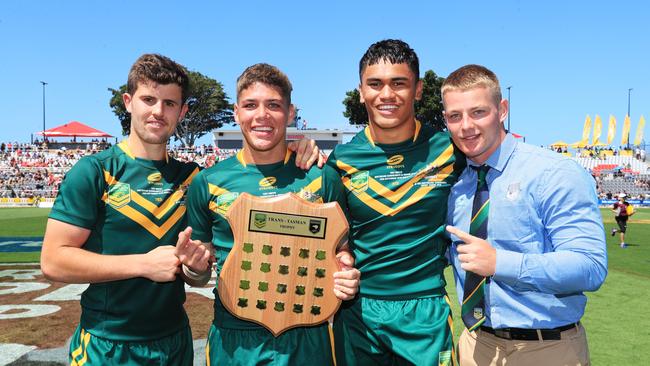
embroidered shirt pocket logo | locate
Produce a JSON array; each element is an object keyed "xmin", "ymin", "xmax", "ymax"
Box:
[{"xmin": 506, "ymin": 182, "xmax": 521, "ymax": 201}]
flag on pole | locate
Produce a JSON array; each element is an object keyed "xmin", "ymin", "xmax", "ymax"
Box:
[
  {"xmin": 622, "ymin": 115, "xmax": 631, "ymax": 146},
  {"xmin": 606, "ymin": 115, "xmax": 616, "ymax": 145},
  {"xmin": 633, "ymin": 115, "xmax": 646, "ymax": 146},
  {"xmin": 592, "ymin": 115, "xmax": 603, "ymax": 145},
  {"xmin": 581, "ymin": 115, "xmax": 592, "ymax": 145}
]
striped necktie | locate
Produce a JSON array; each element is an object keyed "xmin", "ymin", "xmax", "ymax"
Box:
[{"xmin": 461, "ymin": 165, "xmax": 490, "ymax": 331}]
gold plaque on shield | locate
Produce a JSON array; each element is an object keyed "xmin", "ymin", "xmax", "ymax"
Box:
[{"xmin": 219, "ymin": 192, "xmax": 348, "ymax": 336}]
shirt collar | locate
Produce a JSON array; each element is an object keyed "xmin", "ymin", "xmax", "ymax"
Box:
[{"xmin": 466, "ymin": 133, "xmax": 517, "ymax": 173}]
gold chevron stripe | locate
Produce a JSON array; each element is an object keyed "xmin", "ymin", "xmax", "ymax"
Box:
[
  {"xmin": 109, "ymin": 203, "xmax": 187, "ymax": 239},
  {"xmin": 338, "ymin": 144, "xmax": 455, "ymax": 203},
  {"xmin": 208, "ymin": 201, "xmax": 219, "ymax": 214},
  {"xmin": 208, "ymin": 183, "xmax": 230, "ymax": 197},
  {"xmin": 103, "ymin": 167, "xmax": 199, "ymax": 219},
  {"xmin": 302, "ymin": 177, "xmax": 322, "ymax": 193}
]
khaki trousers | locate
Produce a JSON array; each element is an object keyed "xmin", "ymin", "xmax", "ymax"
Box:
[{"xmin": 458, "ymin": 323, "xmax": 590, "ymax": 366}]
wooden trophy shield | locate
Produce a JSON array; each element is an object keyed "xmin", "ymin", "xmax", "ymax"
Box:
[{"xmin": 219, "ymin": 192, "xmax": 348, "ymax": 336}]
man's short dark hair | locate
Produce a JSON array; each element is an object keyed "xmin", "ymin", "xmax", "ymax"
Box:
[
  {"xmin": 236, "ymin": 63, "xmax": 293, "ymax": 106},
  {"xmin": 359, "ymin": 39, "xmax": 420, "ymax": 81},
  {"xmin": 127, "ymin": 54, "xmax": 190, "ymax": 102}
]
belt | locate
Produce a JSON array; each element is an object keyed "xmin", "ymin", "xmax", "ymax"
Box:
[{"xmin": 479, "ymin": 322, "xmax": 579, "ymax": 341}]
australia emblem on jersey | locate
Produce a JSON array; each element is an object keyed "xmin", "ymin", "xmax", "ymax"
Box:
[
  {"xmin": 107, "ymin": 183, "xmax": 131, "ymax": 208},
  {"xmin": 217, "ymin": 192, "xmax": 240, "ymax": 216},
  {"xmin": 350, "ymin": 171, "xmax": 369, "ymax": 195}
]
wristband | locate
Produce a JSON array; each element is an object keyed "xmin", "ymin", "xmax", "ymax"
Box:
[{"xmin": 182, "ymin": 264, "xmax": 211, "ymax": 282}]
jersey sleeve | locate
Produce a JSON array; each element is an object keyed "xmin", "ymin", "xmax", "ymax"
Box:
[
  {"xmin": 320, "ymin": 163, "xmax": 350, "ymax": 248},
  {"xmin": 320, "ymin": 163, "xmax": 348, "ymax": 215},
  {"xmin": 186, "ymin": 170, "xmax": 213, "ymax": 243},
  {"xmin": 49, "ymin": 157, "xmax": 104, "ymax": 229}
]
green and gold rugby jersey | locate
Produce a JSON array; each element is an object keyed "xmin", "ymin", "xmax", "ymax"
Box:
[
  {"xmin": 186, "ymin": 149, "xmax": 347, "ymax": 330},
  {"xmin": 326, "ymin": 122, "xmax": 466, "ymax": 298},
  {"xmin": 49, "ymin": 142, "xmax": 200, "ymax": 341}
]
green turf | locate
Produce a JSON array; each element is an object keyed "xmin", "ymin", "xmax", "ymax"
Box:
[
  {"xmin": 0, "ymin": 252, "xmax": 40, "ymax": 262},
  {"xmin": 0, "ymin": 207, "xmax": 50, "ymax": 236},
  {"xmin": 0, "ymin": 208, "xmax": 50, "ymax": 262},
  {"xmin": 0, "ymin": 207, "xmax": 648, "ymax": 364}
]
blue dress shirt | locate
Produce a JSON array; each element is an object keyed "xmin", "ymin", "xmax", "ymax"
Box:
[{"xmin": 447, "ymin": 134, "xmax": 607, "ymax": 329}]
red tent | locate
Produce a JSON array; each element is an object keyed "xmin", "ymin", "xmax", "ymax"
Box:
[{"xmin": 37, "ymin": 121, "xmax": 113, "ymax": 138}]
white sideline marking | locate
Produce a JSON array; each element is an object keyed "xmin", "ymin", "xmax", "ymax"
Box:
[
  {"xmin": 0, "ymin": 304, "xmax": 61, "ymax": 319},
  {"xmin": 0, "ymin": 343, "xmax": 37, "ymax": 365},
  {"xmin": 0, "ymin": 282, "xmax": 50, "ymax": 295}
]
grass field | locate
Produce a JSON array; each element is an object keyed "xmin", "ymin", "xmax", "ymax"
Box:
[{"xmin": 1, "ymin": 207, "xmax": 648, "ymax": 364}]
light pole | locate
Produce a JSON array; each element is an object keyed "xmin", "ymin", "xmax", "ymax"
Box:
[
  {"xmin": 627, "ymin": 88, "xmax": 633, "ymax": 149},
  {"xmin": 506, "ymin": 86, "xmax": 512, "ymax": 132},
  {"xmin": 627, "ymin": 88, "xmax": 633, "ymax": 117},
  {"xmin": 40, "ymin": 81, "xmax": 48, "ymax": 134}
]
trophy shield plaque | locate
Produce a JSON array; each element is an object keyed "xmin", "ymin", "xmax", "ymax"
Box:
[{"xmin": 219, "ymin": 192, "xmax": 348, "ymax": 336}]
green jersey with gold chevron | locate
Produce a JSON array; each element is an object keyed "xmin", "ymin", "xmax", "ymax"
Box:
[
  {"xmin": 49, "ymin": 142, "xmax": 200, "ymax": 341},
  {"xmin": 326, "ymin": 122, "xmax": 466, "ymax": 298},
  {"xmin": 186, "ymin": 149, "xmax": 346, "ymax": 330}
]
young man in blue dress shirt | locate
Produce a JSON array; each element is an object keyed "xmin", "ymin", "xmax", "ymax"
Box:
[{"xmin": 443, "ymin": 64, "xmax": 607, "ymax": 366}]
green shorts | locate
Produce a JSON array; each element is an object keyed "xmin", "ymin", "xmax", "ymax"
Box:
[
  {"xmin": 205, "ymin": 323, "xmax": 335, "ymax": 366},
  {"xmin": 334, "ymin": 295, "xmax": 456, "ymax": 366},
  {"xmin": 68, "ymin": 325, "xmax": 193, "ymax": 366}
]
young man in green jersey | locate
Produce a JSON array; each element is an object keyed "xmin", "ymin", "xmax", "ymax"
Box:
[
  {"xmin": 327, "ymin": 39, "xmax": 466, "ymax": 365},
  {"xmin": 40, "ymin": 54, "xmax": 213, "ymax": 365},
  {"xmin": 184, "ymin": 63, "xmax": 360, "ymax": 365}
]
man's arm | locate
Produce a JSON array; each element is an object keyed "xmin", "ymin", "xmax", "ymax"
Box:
[
  {"xmin": 181, "ymin": 170, "xmax": 216, "ymax": 287},
  {"xmin": 41, "ymin": 218, "xmax": 181, "ymax": 284},
  {"xmin": 288, "ymin": 138, "xmax": 324, "ymax": 169},
  {"xmin": 494, "ymin": 160, "xmax": 608, "ymax": 294}
]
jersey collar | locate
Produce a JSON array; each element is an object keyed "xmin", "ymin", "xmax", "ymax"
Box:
[
  {"xmin": 118, "ymin": 140, "xmax": 169, "ymax": 163},
  {"xmin": 236, "ymin": 148, "xmax": 292, "ymax": 167},
  {"xmin": 364, "ymin": 120, "xmax": 422, "ymax": 147}
]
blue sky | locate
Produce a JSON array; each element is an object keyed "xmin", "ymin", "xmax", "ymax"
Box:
[{"xmin": 1, "ymin": 1, "xmax": 647, "ymax": 147}]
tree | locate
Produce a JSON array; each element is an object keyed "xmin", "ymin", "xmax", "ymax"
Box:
[
  {"xmin": 415, "ymin": 70, "xmax": 446, "ymax": 131},
  {"xmin": 108, "ymin": 70, "xmax": 234, "ymax": 147},
  {"xmin": 342, "ymin": 89, "xmax": 367, "ymax": 125},
  {"xmin": 341, "ymin": 69, "xmax": 446, "ymax": 130}
]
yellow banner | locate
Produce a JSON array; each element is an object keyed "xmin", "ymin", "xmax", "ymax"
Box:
[
  {"xmin": 622, "ymin": 115, "xmax": 631, "ymax": 145},
  {"xmin": 634, "ymin": 115, "xmax": 646, "ymax": 146},
  {"xmin": 606, "ymin": 115, "xmax": 616, "ymax": 145},
  {"xmin": 581, "ymin": 115, "xmax": 592, "ymax": 144},
  {"xmin": 592, "ymin": 115, "xmax": 603, "ymax": 145}
]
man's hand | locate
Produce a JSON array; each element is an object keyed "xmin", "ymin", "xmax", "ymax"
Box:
[
  {"xmin": 333, "ymin": 250, "xmax": 360, "ymax": 300},
  {"xmin": 288, "ymin": 138, "xmax": 324, "ymax": 170},
  {"xmin": 446, "ymin": 225, "xmax": 496, "ymax": 277},
  {"xmin": 142, "ymin": 245, "xmax": 181, "ymax": 282},
  {"xmin": 174, "ymin": 227, "xmax": 213, "ymax": 273}
]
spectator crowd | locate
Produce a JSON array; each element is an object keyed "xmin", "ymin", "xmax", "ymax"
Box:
[{"xmin": 0, "ymin": 141, "xmax": 235, "ymax": 200}]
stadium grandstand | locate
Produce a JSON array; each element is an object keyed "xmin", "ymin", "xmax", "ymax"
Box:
[
  {"xmin": 2, "ymin": 130, "xmax": 649, "ymax": 207},
  {"xmin": 0, "ymin": 140, "xmax": 234, "ymax": 207}
]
